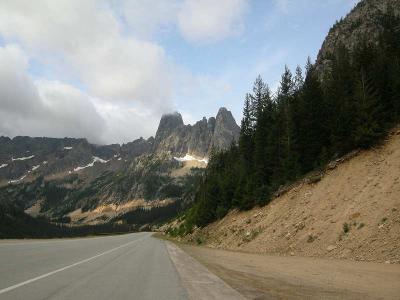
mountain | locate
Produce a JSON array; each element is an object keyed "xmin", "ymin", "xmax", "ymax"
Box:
[
  {"xmin": 153, "ymin": 107, "xmax": 240, "ymax": 157},
  {"xmin": 316, "ymin": 0, "xmax": 400, "ymax": 75},
  {"xmin": 0, "ymin": 107, "xmax": 239, "ymax": 231}
]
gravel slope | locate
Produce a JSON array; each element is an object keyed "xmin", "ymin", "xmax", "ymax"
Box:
[{"xmin": 181, "ymin": 129, "xmax": 400, "ymax": 264}]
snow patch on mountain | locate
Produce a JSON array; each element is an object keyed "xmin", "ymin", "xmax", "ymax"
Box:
[
  {"xmin": 8, "ymin": 174, "xmax": 27, "ymax": 184},
  {"xmin": 73, "ymin": 156, "xmax": 109, "ymax": 172},
  {"xmin": 12, "ymin": 155, "xmax": 35, "ymax": 161},
  {"xmin": 64, "ymin": 146, "xmax": 73, "ymax": 150},
  {"xmin": 174, "ymin": 154, "xmax": 208, "ymax": 164},
  {"xmin": 31, "ymin": 165, "xmax": 40, "ymax": 171},
  {"xmin": 0, "ymin": 164, "xmax": 8, "ymax": 169}
]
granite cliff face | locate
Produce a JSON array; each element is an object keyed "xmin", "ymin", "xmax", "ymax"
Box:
[
  {"xmin": 153, "ymin": 107, "xmax": 240, "ymax": 157},
  {"xmin": 316, "ymin": 0, "xmax": 400, "ymax": 75}
]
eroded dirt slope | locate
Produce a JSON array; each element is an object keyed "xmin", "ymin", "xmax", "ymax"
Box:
[{"xmin": 182, "ymin": 129, "xmax": 400, "ymax": 264}]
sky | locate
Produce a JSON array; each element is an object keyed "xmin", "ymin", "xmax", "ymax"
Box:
[{"xmin": 0, "ymin": 0, "xmax": 359, "ymax": 144}]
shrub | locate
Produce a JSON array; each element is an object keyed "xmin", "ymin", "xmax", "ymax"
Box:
[{"xmin": 343, "ymin": 222, "xmax": 350, "ymax": 233}]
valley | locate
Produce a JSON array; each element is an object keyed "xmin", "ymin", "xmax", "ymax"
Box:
[{"xmin": 0, "ymin": 108, "xmax": 239, "ymax": 236}]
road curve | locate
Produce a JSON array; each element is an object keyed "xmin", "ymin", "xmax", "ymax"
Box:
[{"xmin": 0, "ymin": 233, "xmax": 189, "ymax": 300}]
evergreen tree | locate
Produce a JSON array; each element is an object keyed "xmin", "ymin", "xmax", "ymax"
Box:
[
  {"xmin": 276, "ymin": 66, "xmax": 298, "ymax": 182},
  {"xmin": 183, "ymin": 11, "xmax": 400, "ymax": 230},
  {"xmin": 295, "ymin": 59, "xmax": 328, "ymax": 172},
  {"xmin": 239, "ymin": 94, "xmax": 254, "ymax": 165}
]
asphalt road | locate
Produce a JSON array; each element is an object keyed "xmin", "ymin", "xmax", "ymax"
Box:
[{"xmin": 0, "ymin": 233, "xmax": 189, "ymax": 300}]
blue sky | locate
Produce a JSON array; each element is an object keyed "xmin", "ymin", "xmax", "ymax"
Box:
[
  {"xmin": 0, "ymin": 0, "xmax": 359, "ymax": 144},
  {"xmin": 167, "ymin": 0, "xmax": 359, "ymax": 122}
]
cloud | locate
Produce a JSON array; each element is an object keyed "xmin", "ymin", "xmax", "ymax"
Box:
[
  {"xmin": 0, "ymin": 0, "xmax": 176, "ymax": 143},
  {"xmin": 0, "ymin": 45, "xmax": 105, "ymax": 143},
  {"xmin": 177, "ymin": 0, "xmax": 248, "ymax": 43},
  {"xmin": 93, "ymin": 100, "xmax": 161, "ymax": 144},
  {"xmin": 0, "ymin": 0, "xmax": 250, "ymax": 143},
  {"xmin": 0, "ymin": 0, "xmax": 173, "ymax": 107},
  {"xmin": 112, "ymin": 0, "xmax": 179, "ymax": 38},
  {"xmin": 0, "ymin": 45, "xmax": 40, "ymax": 116}
]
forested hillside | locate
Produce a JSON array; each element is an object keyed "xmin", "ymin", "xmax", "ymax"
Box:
[{"xmin": 180, "ymin": 7, "xmax": 400, "ymax": 231}]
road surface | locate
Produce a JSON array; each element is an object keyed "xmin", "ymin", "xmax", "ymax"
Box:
[{"xmin": 0, "ymin": 232, "xmax": 243, "ymax": 300}]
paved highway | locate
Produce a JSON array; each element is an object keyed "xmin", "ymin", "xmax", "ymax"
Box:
[
  {"xmin": 0, "ymin": 233, "xmax": 189, "ymax": 300},
  {"xmin": 0, "ymin": 232, "xmax": 244, "ymax": 300}
]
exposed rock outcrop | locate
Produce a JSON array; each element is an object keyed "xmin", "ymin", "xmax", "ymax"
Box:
[
  {"xmin": 153, "ymin": 107, "xmax": 240, "ymax": 157},
  {"xmin": 316, "ymin": 0, "xmax": 400, "ymax": 75}
]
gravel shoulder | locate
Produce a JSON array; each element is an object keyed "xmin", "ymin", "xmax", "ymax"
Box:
[{"xmin": 178, "ymin": 243, "xmax": 400, "ymax": 300}]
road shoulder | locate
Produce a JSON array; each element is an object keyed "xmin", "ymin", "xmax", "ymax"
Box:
[
  {"xmin": 165, "ymin": 241, "xmax": 245, "ymax": 300},
  {"xmin": 176, "ymin": 243, "xmax": 400, "ymax": 300}
]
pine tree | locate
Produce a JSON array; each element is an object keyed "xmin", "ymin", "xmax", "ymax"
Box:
[
  {"xmin": 349, "ymin": 40, "xmax": 387, "ymax": 148},
  {"xmin": 276, "ymin": 66, "xmax": 298, "ymax": 182},
  {"xmin": 295, "ymin": 59, "xmax": 328, "ymax": 172},
  {"xmin": 324, "ymin": 44, "xmax": 356, "ymax": 155},
  {"xmin": 253, "ymin": 80, "xmax": 274, "ymax": 203},
  {"xmin": 239, "ymin": 94, "xmax": 254, "ymax": 163},
  {"xmin": 293, "ymin": 65, "xmax": 304, "ymax": 93}
]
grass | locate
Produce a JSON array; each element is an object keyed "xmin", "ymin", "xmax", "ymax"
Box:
[
  {"xmin": 357, "ymin": 223, "xmax": 365, "ymax": 229},
  {"xmin": 307, "ymin": 234, "xmax": 316, "ymax": 243},
  {"xmin": 343, "ymin": 222, "xmax": 350, "ymax": 234}
]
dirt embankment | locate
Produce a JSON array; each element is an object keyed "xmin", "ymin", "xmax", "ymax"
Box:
[{"xmin": 180, "ymin": 129, "xmax": 400, "ymax": 264}]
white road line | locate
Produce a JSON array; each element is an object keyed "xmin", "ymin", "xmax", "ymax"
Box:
[{"xmin": 0, "ymin": 236, "xmax": 147, "ymax": 295}]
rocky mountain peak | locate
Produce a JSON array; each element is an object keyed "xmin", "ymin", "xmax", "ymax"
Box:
[
  {"xmin": 159, "ymin": 112, "xmax": 184, "ymax": 129},
  {"xmin": 216, "ymin": 107, "xmax": 236, "ymax": 127},
  {"xmin": 316, "ymin": 0, "xmax": 400, "ymax": 75},
  {"xmin": 212, "ymin": 107, "xmax": 241, "ymax": 151},
  {"xmin": 153, "ymin": 107, "xmax": 240, "ymax": 157}
]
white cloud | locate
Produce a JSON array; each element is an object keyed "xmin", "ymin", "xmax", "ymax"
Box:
[
  {"xmin": 0, "ymin": 0, "xmax": 176, "ymax": 143},
  {"xmin": 93, "ymin": 100, "xmax": 160, "ymax": 144},
  {"xmin": 0, "ymin": 45, "xmax": 106, "ymax": 143},
  {"xmin": 177, "ymin": 0, "xmax": 248, "ymax": 43},
  {"xmin": 0, "ymin": 0, "xmax": 250, "ymax": 144},
  {"xmin": 112, "ymin": 0, "xmax": 179, "ymax": 38},
  {"xmin": 0, "ymin": 0, "xmax": 173, "ymax": 107},
  {"xmin": 0, "ymin": 45, "xmax": 41, "ymax": 116}
]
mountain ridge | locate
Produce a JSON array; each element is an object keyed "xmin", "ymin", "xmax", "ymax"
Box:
[{"xmin": 0, "ymin": 107, "xmax": 239, "ymax": 229}]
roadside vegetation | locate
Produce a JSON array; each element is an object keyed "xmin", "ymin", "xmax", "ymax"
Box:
[{"xmin": 177, "ymin": 10, "xmax": 400, "ymax": 233}]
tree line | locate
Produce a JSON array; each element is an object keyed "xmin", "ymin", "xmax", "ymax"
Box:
[{"xmin": 182, "ymin": 10, "xmax": 400, "ymax": 229}]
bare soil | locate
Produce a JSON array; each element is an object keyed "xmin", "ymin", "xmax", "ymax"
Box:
[
  {"xmin": 180, "ymin": 243, "xmax": 400, "ymax": 300},
  {"xmin": 180, "ymin": 129, "xmax": 400, "ymax": 264}
]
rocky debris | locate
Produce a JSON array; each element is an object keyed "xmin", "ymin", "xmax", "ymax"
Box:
[
  {"xmin": 327, "ymin": 161, "xmax": 338, "ymax": 170},
  {"xmin": 294, "ymin": 221, "xmax": 305, "ymax": 232},
  {"xmin": 327, "ymin": 245, "xmax": 337, "ymax": 252},
  {"xmin": 274, "ymin": 184, "xmax": 294, "ymax": 198},
  {"xmin": 305, "ymin": 173, "xmax": 322, "ymax": 184}
]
